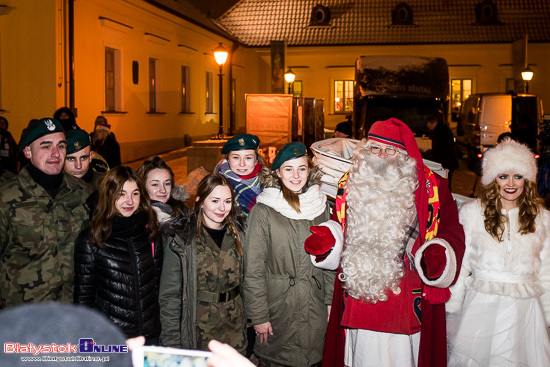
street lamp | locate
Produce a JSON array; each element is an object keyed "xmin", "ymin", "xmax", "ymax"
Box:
[
  {"xmin": 214, "ymin": 43, "xmax": 228, "ymax": 138},
  {"xmin": 284, "ymin": 67, "xmax": 295, "ymax": 94},
  {"xmin": 521, "ymin": 66, "xmax": 533, "ymax": 94}
]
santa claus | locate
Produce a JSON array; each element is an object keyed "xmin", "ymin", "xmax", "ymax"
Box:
[{"xmin": 305, "ymin": 118, "xmax": 465, "ymax": 367}]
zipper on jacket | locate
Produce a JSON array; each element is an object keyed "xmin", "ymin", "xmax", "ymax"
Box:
[{"xmin": 129, "ymin": 239, "xmax": 144, "ymax": 336}]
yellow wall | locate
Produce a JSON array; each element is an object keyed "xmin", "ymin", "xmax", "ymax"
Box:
[
  {"xmin": 0, "ymin": 0, "xmax": 60, "ymax": 140},
  {"xmin": 73, "ymin": 0, "xmax": 249, "ymax": 162},
  {"xmin": 280, "ymin": 43, "xmax": 550, "ymax": 130},
  {"xmin": 2, "ymin": 0, "xmax": 548, "ymax": 163}
]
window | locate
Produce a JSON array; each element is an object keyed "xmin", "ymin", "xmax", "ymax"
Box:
[
  {"xmin": 105, "ymin": 47, "xmax": 121, "ymax": 112},
  {"xmin": 450, "ymin": 79, "xmax": 472, "ymax": 113},
  {"xmin": 149, "ymin": 58, "xmax": 159, "ymax": 112},
  {"xmin": 206, "ymin": 71, "xmax": 213, "ymax": 113},
  {"xmin": 334, "ymin": 80, "xmax": 353, "ymax": 113},
  {"xmin": 293, "ymin": 80, "xmax": 303, "ymax": 97},
  {"xmin": 181, "ymin": 66, "xmax": 190, "ymax": 113},
  {"xmin": 231, "ymin": 78, "xmax": 236, "ymax": 126}
]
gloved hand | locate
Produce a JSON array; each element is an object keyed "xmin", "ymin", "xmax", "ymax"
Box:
[
  {"xmin": 304, "ymin": 226, "xmax": 336, "ymax": 256},
  {"xmin": 420, "ymin": 244, "xmax": 447, "ymax": 280}
]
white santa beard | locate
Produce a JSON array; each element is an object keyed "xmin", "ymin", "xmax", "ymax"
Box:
[{"xmin": 340, "ymin": 146, "xmax": 418, "ymax": 303}]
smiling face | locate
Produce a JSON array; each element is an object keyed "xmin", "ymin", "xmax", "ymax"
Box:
[
  {"xmin": 24, "ymin": 132, "xmax": 67, "ymax": 175},
  {"xmin": 115, "ymin": 180, "xmax": 140, "ymax": 217},
  {"xmin": 227, "ymin": 149, "xmax": 257, "ymax": 176},
  {"xmin": 276, "ymin": 156, "xmax": 310, "ymax": 193},
  {"xmin": 198, "ymin": 184, "xmax": 232, "ymax": 229},
  {"xmin": 496, "ymin": 172, "xmax": 525, "ymax": 210},
  {"xmin": 64, "ymin": 146, "xmax": 93, "ymax": 178},
  {"xmin": 145, "ymin": 168, "xmax": 172, "ymax": 203}
]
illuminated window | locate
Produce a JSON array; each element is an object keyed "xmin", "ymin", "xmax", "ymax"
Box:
[
  {"xmin": 104, "ymin": 47, "xmax": 121, "ymax": 112},
  {"xmin": 450, "ymin": 79, "xmax": 472, "ymax": 112},
  {"xmin": 181, "ymin": 66, "xmax": 190, "ymax": 113},
  {"xmin": 206, "ymin": 72, "xmax": 213, "ymax": 113},
  {"xmin": 149, "ymin": 58, "xmax": 159, "ymax": 112},
  {"xmin": 334, "ymin": 80, "xmax": 354, "ymax": 113},
  {"xmin": 293, "ymin": 80, "xmax": 303, "ymax": 97}
]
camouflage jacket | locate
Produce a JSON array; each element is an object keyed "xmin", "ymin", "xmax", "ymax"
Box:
[
  {"xmin": 0, "ymin": 169, "xmax": 15, "ymax": 186},
  {"xmin": 159, "ymin": 212, "xmax": 247, "ymax": 352},
  {"xmin": 0, "ymin": 168, "xmax": 91, "ymax": 308}
]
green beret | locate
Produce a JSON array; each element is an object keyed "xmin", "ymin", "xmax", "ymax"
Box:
[
  {"xmin": 19, "ymin": 118, "xmax": 64, "ymax": 153},
  {"xmin": 221, "ymin": 134, "xmax": 260, "ymax": 154},
  {"xmin": 66, "ymin": 129, "xmax": 91, "ymax": 154},
  {"xmin": 271, "ymin": 142, "xmax": 307, "ymax": 170}
]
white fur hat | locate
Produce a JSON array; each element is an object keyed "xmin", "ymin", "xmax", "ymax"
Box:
[{"xmin": 481, "ymin": 139, "xmax": 537, "ymax": 186}]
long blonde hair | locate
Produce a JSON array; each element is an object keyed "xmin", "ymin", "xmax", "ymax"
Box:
[{"xmin": 480, "ymin": 179, "xmax": 542, "ymax": 241}]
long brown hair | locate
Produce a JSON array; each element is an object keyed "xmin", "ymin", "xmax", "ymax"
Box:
[
  {"xmin": 194, "ymin": 174, "xmax": 243, "ymax": 256},
  {"xmin": 480, "ymin": 179, "xmax": 542, "ymax": 241},
  {"xmin": 276, "ymin": 156, "xmax": 313, "ymax": 213},
  {"xmin": 90, "ymin": 166, "xmax": 158, "ymax": 248},
  {"xmin": 136, "ymin": 155, "xmax": 187, "ymax": 217}
]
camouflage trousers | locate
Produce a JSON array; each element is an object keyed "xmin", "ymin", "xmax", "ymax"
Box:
[{"xmin": 195, "ymin": 294, "xmax": 247, "ymax": 353}]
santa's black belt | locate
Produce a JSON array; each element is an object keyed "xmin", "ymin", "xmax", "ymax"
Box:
[{"xmin": 197, "ymin": 287, "xmax": 240, "ymax": 303}]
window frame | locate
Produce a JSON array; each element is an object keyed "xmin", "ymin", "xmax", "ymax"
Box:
[
  {"xmin": 205, "ymin": 71, "xmax": 214, "ymax": 114},
  {"xmin": 334, "ymin": 79, "xmax": 354, "ymax": 114},
  {"xmin": 104, "ymin": 47, "xmax": 122, "ymax": 112},
  {"xmin": 181, "ymin": 65, "xmax": 191, "ymax": 113}
]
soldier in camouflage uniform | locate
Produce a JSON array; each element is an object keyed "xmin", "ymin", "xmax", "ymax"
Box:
[
  {"xmin": 0, "ymin": 118, "xmax": 91, "ymax": 308},
  {"xmin": 64, "ymin": 128, "xmax": 104, "ymax": 189},
  {"xmin": 159, "ymin": 174, "xmax": 247, "ymax": 353}
]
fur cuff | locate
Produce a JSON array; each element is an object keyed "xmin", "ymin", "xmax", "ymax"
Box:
[
  {"xmin": 414, "ymin": 238, "xmax": 457, "ymax": 288},
  {"xmin": 309, "ymin": 220, "xmax": 343, "ymax": 270}
]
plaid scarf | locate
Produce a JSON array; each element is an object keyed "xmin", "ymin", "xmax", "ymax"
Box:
[{"xmin": 215, "ymin": 159, "xmax": 263, "ymax": 215}]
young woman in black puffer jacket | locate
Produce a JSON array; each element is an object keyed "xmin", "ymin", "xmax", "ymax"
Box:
[{"xmin": 74, "ymin": 166, "xmax": 162, "ymax": 344}]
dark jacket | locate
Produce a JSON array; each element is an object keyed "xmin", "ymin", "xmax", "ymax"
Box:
[
  {"xmin": 91, "ymin": 132, "xmax": 121, "ymax": 168},
  {"xmin": 0, "ymin": 128, "xmax": 18, "ymax": 174},
  {"xmin": 430, "ymin": 122, "xmax": 459, "ymax": 170},
  {"xmin": 74, "ymin": 211, "xmax": 162, "ymax": 343}
]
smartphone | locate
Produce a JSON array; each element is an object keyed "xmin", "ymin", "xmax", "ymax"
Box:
[{"xmin": 132, "ymin": 345, "xmax": 212, "ymax": 367}]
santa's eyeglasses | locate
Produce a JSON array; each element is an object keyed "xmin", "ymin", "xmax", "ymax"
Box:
[{"xmin": 367, "ymin": 145, "xmax": 397, "ymax": 156}]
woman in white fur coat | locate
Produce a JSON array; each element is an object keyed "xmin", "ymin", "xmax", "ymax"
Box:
[{"xmin": 446, "ymin": 139, "xmax": 550, "ymax": 366}]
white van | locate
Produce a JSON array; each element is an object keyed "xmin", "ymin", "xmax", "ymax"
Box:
[{"xmin": 457, "ymin": 93, "xmax": 542, "ymax": 172}]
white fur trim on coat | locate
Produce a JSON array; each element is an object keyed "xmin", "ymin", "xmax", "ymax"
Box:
[
  {"xmin": 481, "ymin": 139, "xmax": 537, "ymax": 186},
  {"xmin": 414, "ymin": 238, "xmax": 457, "ymax": 288},
  {"xmin": 309, "ymin": 220, "xmax": 343, "ymax": 270}
]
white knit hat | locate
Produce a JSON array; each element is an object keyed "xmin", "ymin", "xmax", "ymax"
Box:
[{"xmin": 481, "ymin": 139, "xmax": 537, "ymax": 186}]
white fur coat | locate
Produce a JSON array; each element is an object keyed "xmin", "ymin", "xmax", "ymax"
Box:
[{"xmin": 447, "ymin": 199, "xmax": 550, "ymax": 324}]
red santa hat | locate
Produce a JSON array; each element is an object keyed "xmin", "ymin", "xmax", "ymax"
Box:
[{"xmin": 367, "ymin": 118, "xmax": 428, "ymax": 251}]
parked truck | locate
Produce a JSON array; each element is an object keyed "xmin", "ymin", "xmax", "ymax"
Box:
[
  {"xmin": 353, "ymin": 55, "xmax": 449, "ymax": 139},
  {"xmin": 457, "ymin": 92, "xmax": 543, "ymax": 173}
]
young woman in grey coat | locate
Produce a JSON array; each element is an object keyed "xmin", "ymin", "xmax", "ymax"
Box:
[{"xmin": 243, "ymin": 142, "xmax": 335, "ymax": 367}]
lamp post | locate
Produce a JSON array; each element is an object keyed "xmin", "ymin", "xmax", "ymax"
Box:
[
  {"xmin": 521, "ymin": 66, "xmax": 533, "ymax": 94},
  {"xmin": 214, "ymin": 43, "xmax": 228, "ymax": 138},
  {"xmin": 284, "ymin": 67, "xmax": 295, "ymax": 95}
]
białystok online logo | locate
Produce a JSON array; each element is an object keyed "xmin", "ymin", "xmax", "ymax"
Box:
[{"xmin": 4, "ymin": 338, "xmax": 128, "ymax": 355}]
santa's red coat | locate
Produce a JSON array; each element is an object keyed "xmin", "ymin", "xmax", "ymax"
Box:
[{"xmin": 322, "ymin": 173, "xmax": 465, "ymax": 367}]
